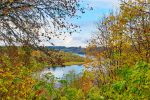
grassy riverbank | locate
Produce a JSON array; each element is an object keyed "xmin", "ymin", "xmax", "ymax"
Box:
[
  {"xmin": 45, "ymin": 61, "xmax": 84, "ymax": 67},
  {"xmin": 64, "ymin": 61, "xmax": 84, "ymax": 66},
  {"xmin": 45, "ymin": 51, "xmax": 85, "ymax": 67},
  {"xmin": 31, "ymin": 49, "xmax": 85, "ymax": 68}
]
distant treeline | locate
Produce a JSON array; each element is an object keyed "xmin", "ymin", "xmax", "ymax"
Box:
[
  {"xmin": 0, "ymin": 46, "xmax": 85, "ymax": 68},
  {"xmin": 47, "ymin": 46, "xmax": 85, "ymax": 54}
]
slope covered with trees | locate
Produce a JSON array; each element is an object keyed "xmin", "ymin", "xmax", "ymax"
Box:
[{"xmin": 48, "ymin": 46, "xmax": 85, "ymax": 54}]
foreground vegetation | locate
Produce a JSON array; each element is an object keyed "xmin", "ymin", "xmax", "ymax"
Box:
[
  {"xmin": 0, "ymin": 46, "xmax": 85, "ymax": 99},
  {"xmin": 1, "ymin": 58, "xmax": 149, "ymax": 99},
  {"xmin": 32, "ymin": 62, "xmax": 150, "ymax": 99},
  {"xmin": 85, "ymin": 0, "xmax": 150, "ymax": 99}
]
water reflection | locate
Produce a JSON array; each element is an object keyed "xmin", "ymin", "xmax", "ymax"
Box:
[{"xmin": 40, "ymin": 65, "xmax": 84, "ymax": 79}]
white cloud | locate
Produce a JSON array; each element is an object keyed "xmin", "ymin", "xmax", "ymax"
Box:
[
  {"xmin": 40, "ymin": 33, "xmax": 87, "ymax": 47},
  {"xmin": 41, "ymin": 0, "xmax": 120, "ymax": 47},
  {"xmin": 87, "ymin": 0, "xmax": 120, "ymax": 10}
]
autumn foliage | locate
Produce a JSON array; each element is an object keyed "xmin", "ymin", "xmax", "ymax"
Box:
[
  {"xmin": 86, "ymin": 0, "xmax": 150, "ymax": 99},
  {"xmin": 0, "ymin": 0, "xmax": 150, "ymax": 99}
]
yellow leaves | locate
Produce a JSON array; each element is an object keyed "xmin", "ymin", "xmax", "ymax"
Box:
[
  {"xmin": 1, "ymin": 0, "xmax": 32, "ymax": 16},
  {"xmin": 19, "ymin": 6, "xmax": 30, "ymax": 11},
  {"xmin": 87, "ymin": 0, "xmax": 150, "ymax": 76},
  {"xmin": 0, "ymin": 68, "xmax": 4, "ymax": 74},
  {"xmin": 81, "ymin": 77, "xmax": 93, "ymax": 94},
  {"xmin": 31, "ymin": 50, "xmax": 41, "ymax": 57},
  {"xmin": 137, "ymin": 0, "xmax": 147, "ymax": 3},
  {"xmin": 118, "ymin": 15, "xmax": 127, "ymax": 25},
  {"xmin": 121, "ymin": 0, "xmax": 147, "ymax": 21},
  {"xmin": 9, "ymin": 0, "xmax": 14, "ymax": 3},
  {"xmin": 0, "ymin": 64, "xmax": 36, "ymax": 99},
  {"xmin": 0, "ymin": 86, "xmax": 8, "ymax": 93},
  {"xmin": 2, "ymin": 9, "xmax": 9, "ymax": 15},
  {"xmin": 109, "ymin": 15, "xmax": 115, "ymax": 21}
]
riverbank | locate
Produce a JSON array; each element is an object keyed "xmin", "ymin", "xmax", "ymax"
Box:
[
  {"xmin": 64, "ymin": 61, "xmax": 84, "ymax": 66},
  {"xmin": 33, "ymin": 62, "xmax": 85, "ymax": 80},
  {"xmin": 30, "ymin": 50, "xmax": 86, "ymax": 71},
  {"xmin": 45, "ymin": 61, "xmax": 84, "ymax": 68},
  {"xmin": 43, "ymin": 51, "xmax": 85, "ymax": 67}
]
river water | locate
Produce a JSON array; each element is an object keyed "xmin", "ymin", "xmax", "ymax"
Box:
[
  {"xmin": 40, "ymin": 54, "xmax": 85, "ymax": 79},
  {"xmin": 40, "ymin": 64, "xmax": 84, "ymax": 79}
]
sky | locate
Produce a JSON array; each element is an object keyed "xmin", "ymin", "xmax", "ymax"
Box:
[
  {"xmin": 50, "ymin": 0, "xmax": 120, "ymax": 47},
  {"xmin": 0, "ymin": 0, "xmax": 120, "ymax": 47}
]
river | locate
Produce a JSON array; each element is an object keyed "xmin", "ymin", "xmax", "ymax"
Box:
[
  {"xmin": 40, "ymin": 64, "xmax": 84, "ymax": 79},
  {"xmin": 39, "ymin": 53, "xmax": 85, "ymax": 79}
]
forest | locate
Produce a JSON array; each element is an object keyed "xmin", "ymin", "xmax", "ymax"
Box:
[
  {"xmin": 0, "ymin": 0, "xmax": 150, "ymax": 100},
  {"xmin": 47, "ymin": 46, "xmax": 85, "ymax": 54}
]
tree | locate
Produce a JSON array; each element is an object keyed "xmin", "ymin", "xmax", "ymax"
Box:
[
  {"xmin": 0, "ymin": 0, "xmax": 85, "ymax": 66},
  {"xmin": 0, "ymin": 0, "xmax": 84, "ymax": 47},
  {"xmin": 85, "ymin": 0, "xmax": 150, "ymax": 99},
  {"xmin": 87, "ymin": 0, "xmax": 150, "ymax": 87}
]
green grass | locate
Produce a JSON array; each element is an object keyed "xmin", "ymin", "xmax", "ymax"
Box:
[
  {"xmin": 63, "ymin": 61, "xmax": 84, "ymax": 66},
  {"xmin": 45, "ymin": 61, "xmax": 84, "ymax": 67}
]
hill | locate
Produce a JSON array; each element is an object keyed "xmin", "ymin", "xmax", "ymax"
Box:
[{"xmin": 47, "ymin": 46, "xmax": 85, "ymax": 54}]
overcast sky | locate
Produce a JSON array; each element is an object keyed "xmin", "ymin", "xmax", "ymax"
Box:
[{"xmin": 45, "ymin": 0, "xmax": 120, "ymax": 47}]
